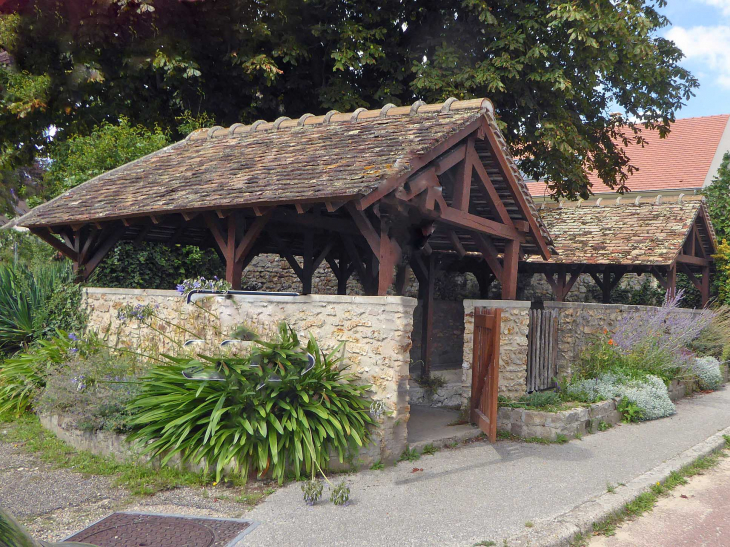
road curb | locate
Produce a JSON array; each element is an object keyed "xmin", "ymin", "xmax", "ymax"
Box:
[{"xmin": 504, "ymin": 425, "xmax": 730, "ymax": 547}]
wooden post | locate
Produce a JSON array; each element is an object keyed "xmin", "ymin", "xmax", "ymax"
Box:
[
  {"xmin": 602, "ymin": 270, "xmax": 611, "ymax": 303},
  {"xmin": 501, "ymin": 240, "xmax": 519, "ymax": 300},
  {"xmin": 701, "ymin": 265, "xmax": 710, "ymax": 307},
  {"xmin": 302, "ymin": 231, "xmax": 314, "ymax": 294},
  {"xmin": 377, "ymin": 217, "xmax": 401, "ymax": 295},
  {"xmin": 668, "ymin": 264, "xmax": 677, "ymax": 300},
  {"xmin": 420, "ymin": 253, "xmax": 436, "ymax": 378},
  {"xmin": 225, "ymin": 215, "xmax": 244, "ymax": 290}
]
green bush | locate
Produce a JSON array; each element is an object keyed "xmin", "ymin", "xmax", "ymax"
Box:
[
  {"xmin": 128, "ymin": 324, "xmax": 375, "ymax": 483},
  {"xmin": 35, "ymin": 349, "xmax": 145, "ymax": 432},
  {"xmin": 0, "ymin": 332, "xmax": 80, "ymax": 415},
  {"xmin": 0, "ymin": 262, "xmax": 86, "ymax": 352}
]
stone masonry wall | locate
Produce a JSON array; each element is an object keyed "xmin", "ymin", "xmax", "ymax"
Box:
[
  {"xmin": 545, "ymin": 301, "xmax": 704, "ymax": 378},
  {"xmin": 462, "ymin": 300, "xmax": 531, "ymax": 403},
  {"xmin": 83, "ymin": 288, "xmax": 417, "ymax": 464}
]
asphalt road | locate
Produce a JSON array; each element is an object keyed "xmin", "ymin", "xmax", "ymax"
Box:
[{"xmin": 246, "ymin": 388, "xmax": 730, "ymax": 547}]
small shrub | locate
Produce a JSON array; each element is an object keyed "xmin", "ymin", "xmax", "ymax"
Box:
[
  {"xmin": 691, "ymin": 356, "xmax": 723, "ymax": 391},
  {"xmin": 36, "ymin": 349, "xmax": 144, "ymax": 432},
  {"xmin": 0, "ymin": 331, "xmax": 80, "ymax": 415},
  {"xmin": 567, "ymin": 372, "xmax": 675, "ymax": 421},
  {"xmin": 301, "ymin": 479, "xmax": 323, "ymax": 505},
  {"xmin": 597, "ymin": 420, "xmax": 611, "ymax": 432},
  {"xmin": 330, "ymin": 480, "xmax": 351, "ymax": 506}
]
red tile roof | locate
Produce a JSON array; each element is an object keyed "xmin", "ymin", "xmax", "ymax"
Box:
[{"xmin": 526, "ymin": 114, "xmax": 730, "ymax": 197}]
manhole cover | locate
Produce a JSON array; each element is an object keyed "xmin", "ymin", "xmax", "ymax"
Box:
[{"xmin": 64, "ymin": 512, "xmax": 257, "ymax": 547}]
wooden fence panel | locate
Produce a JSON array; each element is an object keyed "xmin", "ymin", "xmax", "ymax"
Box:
[{"xmin": 526, "ymin": 308, "xmax": 559, "ymax": 392}]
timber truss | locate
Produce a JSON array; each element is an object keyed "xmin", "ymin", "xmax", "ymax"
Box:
[{"xmin": 521, "ymin": 205, "xmax": 715, "ymax": 306}]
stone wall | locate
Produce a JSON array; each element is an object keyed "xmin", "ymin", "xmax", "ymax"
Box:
[
  {"xmin": 83, "ymin": 288, "xmax": 417, "ymax": 464},
  {"xmin": 544, "ymin": 301, "xmax": 705, "ymax": 378},
  {"xmin": 462, "ymin": 300, "xmax": 531, "ymax": 403},
  {"xmin": 497, "ymin": 399, "xmax": 622, "ymax": 441}
]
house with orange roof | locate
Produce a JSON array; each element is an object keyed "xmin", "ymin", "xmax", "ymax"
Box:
[{"xmin": 527, "ymin": 114, "xmax": 730, "ymax": 200}]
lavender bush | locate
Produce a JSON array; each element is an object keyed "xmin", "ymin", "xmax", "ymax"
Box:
[{"xmin": 611, "ymin": 290, "xmax": 715, "ymax": 380}]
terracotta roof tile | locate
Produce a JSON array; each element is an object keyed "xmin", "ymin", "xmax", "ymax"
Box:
[{"xmin": 527, "ymin": 114, "xmax": 730, "ymax": 196}]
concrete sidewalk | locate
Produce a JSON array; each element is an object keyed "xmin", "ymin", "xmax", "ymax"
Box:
[{"xmin": 246, "ymin": 388, "xmax": 730, "ymax": 547}]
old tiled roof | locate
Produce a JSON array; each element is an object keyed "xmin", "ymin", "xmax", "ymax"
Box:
[
  {"xmin": 527, "ymin": 197, "xmax": 716, "ymax": 266},
  {"xmin": 527, "ymin": 114, "xmax": 730, "ymax": 196},
  {"xmin": 15, "ymin": 98, "xmax": 551, "ymax": 253}
]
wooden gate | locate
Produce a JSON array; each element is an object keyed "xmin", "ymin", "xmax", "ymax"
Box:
[
  {"xmin": 526, "ymin": 308, "xmax": 559, "ymax": 392},
  {"xmin": 470, "ymin": 308, "xmax": 501, "ymax": 442}
]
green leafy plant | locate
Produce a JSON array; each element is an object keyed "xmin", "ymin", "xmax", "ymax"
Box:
[
  {"xmin": 35, "ymin": 349, "xmax": 145, "ymax": 433},
  {"xmin": 330, "ymin": 480, "xmax": 351, "ymax": 506},
  {"xmin": 398, "ymin": 446, "xmax": 421, "ymax": 462},
  {"xmin": 0, "ymin": 331, "xmax": 81, "ymax": 415},
  {"xmin": 421, "ymin": 443, "xmax": 439, "ymax": 456},
  {"xmin": 127, "ymin": 323, "xmax": 375, "ymax": 484},
  {"xmin": 370, "ymin": 459, "xmax": 384, "ymax": 471},
  {"xmin": 415, "ymin": 373, "xmax": 447, "ymax": 397},
  {"xmin": 598, "ymin": 420, "xmax": 611, "ymax": 432},
  {"xmin": 618, "ymin": 398, "xmax": 645, "ymax": 423},
  {"xmin": 301, "ymin": 479, "xmax": 324, "ymax": 506},
  {"xmin": 0, "ymin": 263, "xmax": 86, "ymax": 352}
]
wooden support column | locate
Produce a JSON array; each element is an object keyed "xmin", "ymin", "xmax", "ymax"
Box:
[
  {"xmin": 501, "ymin": 240, "xmax": 519, "ymax": 300},
  {"xmin": 377, "ymin": 217, "xmax": 402, "ymax": 296},
  {"xmin": 601, "ymin": 270, "xmax": 612, "ymax": 303},
  {"xmin": 701, "ymin": 265, "xmax": 711, "ymax": 307},
  {"xmin": 420, "ymin": 253, "xmax": 436, "ymax": 378},
  {"xmin": 206, "ymin": 210, "xmax": 270, "ymax": 290},
  {"xmin": 394, "ymin": 264, "xmax": 410, "ymax": 296},
  {"xmin": 668, "ymin": 263, "xmax": 677, "ymax": 299},
  {"xmin": 302, "ymin": 231, "xmax": 314, "ymax": 294}
]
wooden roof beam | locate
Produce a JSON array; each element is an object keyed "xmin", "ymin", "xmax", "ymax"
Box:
[{"xmin": 29, "ymin": 228, "xmax": 79, "ymax": 261}]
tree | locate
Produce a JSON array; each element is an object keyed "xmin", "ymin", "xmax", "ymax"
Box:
[
  {"xmin": 0, "ymin": 0, "xmax": 696, "ymax": 204},
  {"xmin": 704, "ymin": 152, "xmax": 730, "ymax": 304}
]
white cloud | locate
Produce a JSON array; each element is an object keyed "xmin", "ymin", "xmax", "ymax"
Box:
[
  {"xmin": 666, "ymin": 25, "xmax": 730, "ymax": 88},
  {"xmin": 696, "ymin": 0, "xmax": 730, "ymax": 17}
]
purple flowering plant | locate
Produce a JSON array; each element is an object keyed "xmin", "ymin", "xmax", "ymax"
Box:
[{"xmin": 176, "ymin": 276, "xmax": 232, "ymax": 297}]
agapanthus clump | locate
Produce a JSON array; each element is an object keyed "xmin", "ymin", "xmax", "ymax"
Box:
[
  {"xmin": 301, "ymin": 479, "xmax": 324, "ymax": 506},
  {"xmin": 176, "ymin": 276, "xmax": 232, "ymax": 297}
]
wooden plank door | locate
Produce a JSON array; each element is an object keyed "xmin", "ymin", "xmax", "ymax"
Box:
[
  {"xmin": 526, "ymin": 308, "xmax": 559, "ymax": 392},
  {"xmin": 470, "ymin": 308, "xmax": 501, "ymax": 442}
]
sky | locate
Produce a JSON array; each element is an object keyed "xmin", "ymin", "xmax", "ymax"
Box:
[{"xmin": 662, "ymin": 0, "xmax": 730, "ymax": 118}]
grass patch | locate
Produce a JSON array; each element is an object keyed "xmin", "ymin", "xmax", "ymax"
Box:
[
  {"xmin": 1, "ymin": 413, "xmax": 213, "ymax": 496},
  {"xmin": 473, "ymin": 541, "xmax": 496, "ymax": 547},
  {"xmin": 569, "ymin": 437, "xmax": 730, "ymax": 546}
]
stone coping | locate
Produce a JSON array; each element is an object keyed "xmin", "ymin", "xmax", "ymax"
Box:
[
  {"xmin": 543, "ymin": 300, "xmax": 703, "ymax": 313},
  {"xmin": 463, "ymin": 299, "xmax": 532, "ymax": 309},
  {"xmin": 85, "ymin": 287, "xmax": 417, "ymax": 307}
]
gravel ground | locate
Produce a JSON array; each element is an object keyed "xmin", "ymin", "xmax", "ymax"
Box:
[{"xmin": 0, "ymin": 436, "xmax": 261, "ymax": 542}]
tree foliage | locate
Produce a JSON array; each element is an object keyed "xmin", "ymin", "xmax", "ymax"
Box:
[
  {"xmin": 0, "ymin": 0, "xmax": 697, "ymax": 201},
  {"xmin": 705, "ymin": 153, "xmax": 730, "ymax": 304}
]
